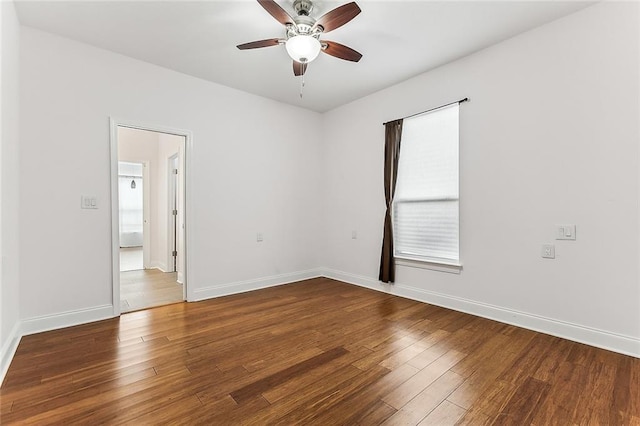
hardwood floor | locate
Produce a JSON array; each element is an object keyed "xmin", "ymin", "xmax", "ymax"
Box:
[
  {"xmin": 120, "ymin": 269, "xmax": 183, "ymax": 313},
  {"xmin": 1, "ymin": 278, "xmax": 638, "ymax": 425}
]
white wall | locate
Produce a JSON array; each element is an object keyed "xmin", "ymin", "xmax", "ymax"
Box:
[
  {"xmin": 18, "ymin": 27, "xmax": 322, "ymax": 325},
  {"xmin": 0, "ymin": 0, "xmax": 22, "ymax": 378},
  {"xmin": 321, "ymin": 2, "xmax": 640, "ymax": 356}
]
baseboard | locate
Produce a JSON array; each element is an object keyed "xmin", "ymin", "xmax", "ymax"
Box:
[
  {"xmin": 192, "ymin": 268, "xmax": 324, "ymax": 301},
  {"xmin": 149, "ymin": 261, "xmax": 168, "ymax": 272},
  {"xmin": 0, "ymin": 322, "xmax": 22, "ymax": 385},
  {"xmin": 320, "ymin": 268, "xmax": 640, "ymax": 358},
  {"xmin": 20, "ymin": 304, "xmax": 115, "ymax": 337}
]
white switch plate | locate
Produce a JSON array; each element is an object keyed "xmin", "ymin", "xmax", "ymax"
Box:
[
  {"xmin": 541, "ymin": 244, "xmax": 555, "ymax": 259},
  {"xmin": 556, "ymin": 225, "xmax": 576, "ymax": 240},
  {"xmin": 256, "ymin": 233, "xmax": 263, "ymax": 242},
  {"xmin": 351, "ymin": 231, "xmax": 357, "ymax": 239},
  {"xmin": 81, "ymin": 195, "xmax": 98, "ymax": 209}
]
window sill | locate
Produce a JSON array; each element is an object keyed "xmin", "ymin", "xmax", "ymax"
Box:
[{"xmin": 395, "ymin": 256, "xmax": 462, "ymax": 274}]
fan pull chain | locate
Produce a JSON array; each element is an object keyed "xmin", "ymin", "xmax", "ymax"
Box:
[{"xmin": 299, "ymin": 64, "xmax": 306, "ymax": 98}]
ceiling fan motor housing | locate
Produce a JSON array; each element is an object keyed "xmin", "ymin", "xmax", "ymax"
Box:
[
  {"xmin": 290, "ymin": 15, "xmax": 317, "ymax": 36},
  {"xmin": 293, "ymin": 0, "xmax": 314, "ymax": 16}
]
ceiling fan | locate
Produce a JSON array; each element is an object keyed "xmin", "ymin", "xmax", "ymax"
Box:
[{"xmin": 237, "ymin": 0, "xmax": 363, "ymax": 76}]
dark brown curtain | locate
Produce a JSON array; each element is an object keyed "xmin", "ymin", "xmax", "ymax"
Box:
[{"xmin": 379, "ymin": 119, "xmax": 403, "ymax": 283}]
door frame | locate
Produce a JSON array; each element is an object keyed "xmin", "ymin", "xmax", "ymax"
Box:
[
  {"xmin": 142, "ymin": 160, "xmax": 151, "ymax": 269},
  {"xmin": 109, "ymin": 117, "xmax": 194, "ymax": 316}
]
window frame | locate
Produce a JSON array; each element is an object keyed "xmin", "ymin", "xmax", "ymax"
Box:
[{"xmin": 391, "ymin": 104, "xmax": 462, "ymax": 272}]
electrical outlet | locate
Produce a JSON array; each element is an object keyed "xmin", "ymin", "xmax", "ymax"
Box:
[{"xmin": 541, "ymin": 244, "xmax": 555, "ymax": 259}]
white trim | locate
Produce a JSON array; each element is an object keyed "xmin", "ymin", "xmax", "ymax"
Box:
[
  {"xmin": 109, "ymin": 120, "xmax": 121, "ymax": 316},
  {"xmin": 142, "ymin": 160, "xmax": 151, "ymax": 269},
  {"xmin": 177, "ymin": 271, "xmax": 184, "ymax": 284},
  {"xmin": 109, "ymin": 118, "xmax": 194, "ymax": 313},
  {"xmin": 0, "ymin": 322, "xmax": 22, "ymax": 384},
  {"xmin": 192, "ymin": 269, "xmax": 323, "ymax": 301},
  {"xmin": 319, "ymin": 268, "xmax": 640, "ymax": 358},
  {"xmin": 167, "ymin": 153, "xmax": 179, "ymax": 273},
  {"xmin": 395, "ymin": 257, "xmax": 462, "ymax": 274},
  {"xmin": 20, "ymin": 305, "xmax": 114, "ymax": 337},
  {"xmin": 149, "ymin": 261, "xmax": 169, "ymax": 273}
]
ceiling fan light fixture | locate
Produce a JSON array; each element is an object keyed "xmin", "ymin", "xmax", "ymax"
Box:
[{"xmin": 285, "ymin": 35, "xmax": 321, "ymax": 63}]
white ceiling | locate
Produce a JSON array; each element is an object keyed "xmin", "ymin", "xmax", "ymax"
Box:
[{"xmin": 14, "ymin": 0, "xmax": 594, "ymax": 112}]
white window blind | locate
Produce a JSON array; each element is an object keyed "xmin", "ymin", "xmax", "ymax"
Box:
[{"xmin": 393, "ymin": 103, "xmax": 459, "ymax": 263}]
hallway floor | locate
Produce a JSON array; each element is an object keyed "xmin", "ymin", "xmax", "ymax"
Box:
[
  {"xmin": 120, "ymin": 269, "xmax": 183, "ymax": 313},
  {"xmin": 120, "ymin": 247, "xmax": 143, "ymax": 272}
]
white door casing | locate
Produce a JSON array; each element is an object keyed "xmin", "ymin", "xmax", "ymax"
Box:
[{"xmin": 109, "ymin": 117, "xmax": 194, "ymax": 316}]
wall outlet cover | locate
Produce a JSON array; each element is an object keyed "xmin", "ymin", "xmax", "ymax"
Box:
[{"xmin": 541, "ymin": 244, "xmax": 555, "ymax": 259}]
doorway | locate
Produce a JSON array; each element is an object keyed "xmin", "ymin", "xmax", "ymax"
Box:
[{"xmin": 110, "ymin": 120, "xmax": 191, "ymax": 315}]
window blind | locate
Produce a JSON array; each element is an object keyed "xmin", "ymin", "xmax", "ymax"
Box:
[{"xmin": 393, "ymin": 103, "xmax": 459, "ymax": 263}]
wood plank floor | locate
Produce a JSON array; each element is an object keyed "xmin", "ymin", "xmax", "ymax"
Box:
[
  {"xmin": 120, "ymin": 269, "xmax": 183, "ymax": 313},
  {"xmin": 1, "ymin": 278, "xmax": 638, "ymax": 425}
]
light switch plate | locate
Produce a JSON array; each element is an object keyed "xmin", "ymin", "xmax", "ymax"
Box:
[
  {"xmin": 542, "ymin": 244, "xmax": 555, "ymax": 259},
  {"xmin": 556, "ymin": 225, "xmax": 576, "ymax": 240}
]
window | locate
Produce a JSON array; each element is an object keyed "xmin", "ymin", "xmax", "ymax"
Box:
[{"xmin": 393, "ymin": 103, "xmax": 459, "ymax": 266}]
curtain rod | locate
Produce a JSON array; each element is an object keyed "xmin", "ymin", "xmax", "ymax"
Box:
[{"xmin": 383, "ymin": 97, "xmax": 469, "ymax": 126}]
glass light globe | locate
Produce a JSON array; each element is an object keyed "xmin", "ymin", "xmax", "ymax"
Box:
[{"xmin": 285, "ymin": 35, "xmax": 321, "ymax": 63}]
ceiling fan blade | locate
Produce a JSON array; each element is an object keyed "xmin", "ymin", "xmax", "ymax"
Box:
[
  {"xmin": 315, "ymin": 2, "xmax": 361, "ymax": 33},
  {"xmin": 321, "ymin": 40, "xmax": 362, "ymax": 62},
  {"xmin": 237, "ymin": 38, "xmax": 282, "ymax": 50},
  {"xmin": 257, "ymin": 0, "xmax": 294, "ymax": 26},
  {"xmin": 293, "ymin": 61, "xmax": 308, "ymax": 76}
]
